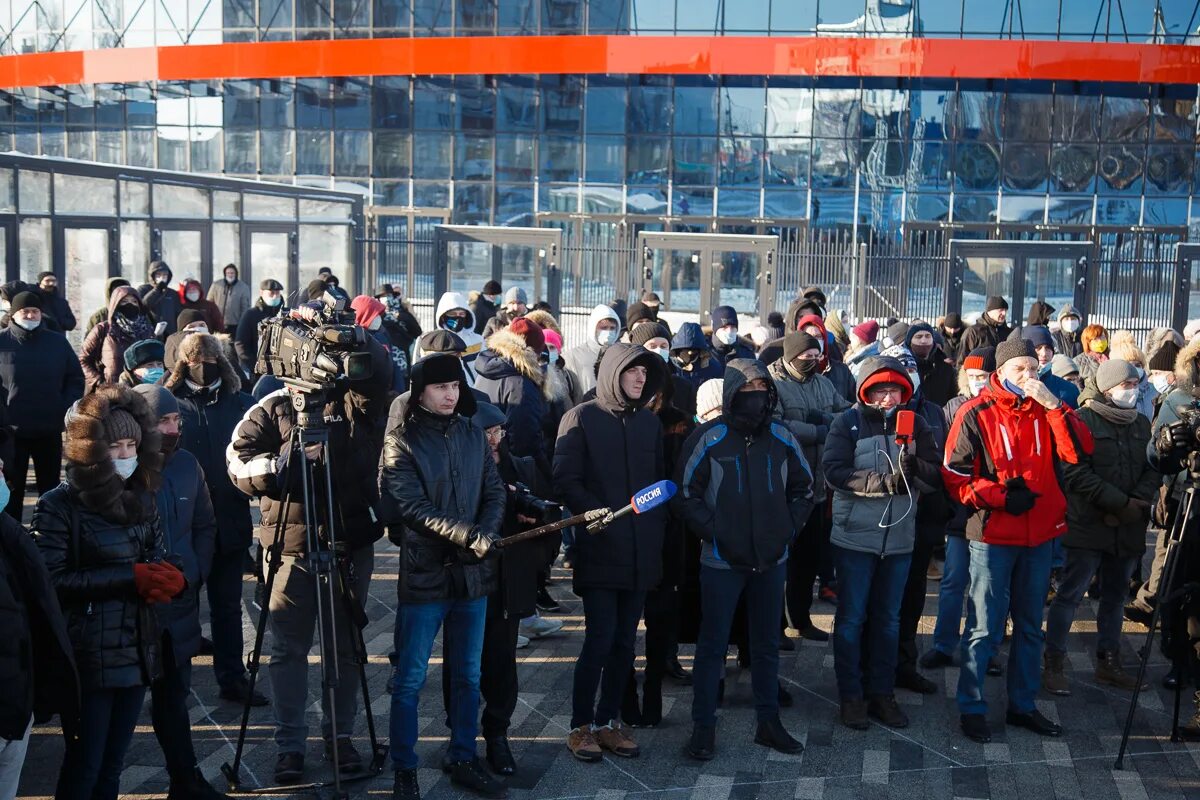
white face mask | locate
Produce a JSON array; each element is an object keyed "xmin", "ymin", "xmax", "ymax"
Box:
[
  {"xmin": 185, "ymin": 324, "xmax": 208, "ymax": 336},
  {"xmin": 186, "ymin": 290, "xmax": 201, "ymax": 302},
  {"xmin": 113, "ymin": 455, "xmax": 138, "ymax": 480},
  {"xmin": 1062, "ymin": 318, "xmax": 1080, "ymax": 333},
  {"xmin": 13, "ymin": 317, "xmax": 39, "ymax": 331},
  {"xmin": 648, "ymin": 346, "xmax": 670, "ymax": 362},
  {"xmin": 968, "ymin": 376, "xmax": 989, "ymax": 397},
  {"xmin": 1151, "ymin": 374, "xmax": 1173, "ymax": 394},
  {"xmin": 1108, "ymin": 386, "xmax": 1139, "ymax": 409},
  {"xmin": 715, "ymin": 328, "xmax": 738, "ymax": 346},
  {"xmin": 262, "ymin": 293, "xmax": 282, "ymax": 307},
  {"xmin": 368, "ymin": 317, "xmax": 382, "ymax": 332},
  {"xmin": 596, "ymin": 328, "xmax": 619, "ymax": 347}
]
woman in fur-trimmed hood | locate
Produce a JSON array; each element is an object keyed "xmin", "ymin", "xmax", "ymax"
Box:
[
  {"xmin": 32, "ymin": 384, "xmax": 183, "ymax": 799},
  {"xmin": 474, "ymin": 322, "xmax": 554, "ymax": 464}
]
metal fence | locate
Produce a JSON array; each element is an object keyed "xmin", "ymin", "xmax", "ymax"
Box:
[{"xmin": 361, "ymin": 221, "xmax": 1183, "ymax": 343}]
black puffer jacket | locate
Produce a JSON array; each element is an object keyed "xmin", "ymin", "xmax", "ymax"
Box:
[
  {"xmin": 0, "ymin": 513, "xmax": 78, "ymax": 741},
  {"xmin": 234, "ymin": 298, "xmax": 286, "ymax": 375},
  {"xmin": 378, "ymin": 361, "xmax": 505, "ymax": 603},
  {"xmin": 553, "ymin": 343, "xmax": 667, "ymax": 592},
  {"xmin": 228, "ymin": 338, "xmax": 393, "ymax": 555},
  {"xmin": 493, "ymin": 448, "xmax": 553, "ymax": 619},
  {"xmin": 32, "ymin": 385, "xmax": 167, "ymax": 691},
  {"xmin": 0, "ymin": 322, "xmax": 84, "ymax": 437},
  {"xmin": 143, "ymin": 262, "xmax": 182, "ymax": 336}
]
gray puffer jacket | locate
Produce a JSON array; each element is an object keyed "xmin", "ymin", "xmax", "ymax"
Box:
[{"xmin": 768, "ymin": 358, "xmax": 850, "ymax": 502}]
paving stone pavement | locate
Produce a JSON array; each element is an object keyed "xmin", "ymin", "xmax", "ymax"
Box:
[{"xmin": 14, "ymin": 536, "xmax": 1200, "ymax": 800}]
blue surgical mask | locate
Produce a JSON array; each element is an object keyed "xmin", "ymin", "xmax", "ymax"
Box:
[
  {"xmin": 139, "ymin": 366, "xmax": 165, "ymax": 384},
  {"xmin": 113, "ymin": 455, "xmax": 138, "ymax": 480},
  {"xmin": 0, "ymin": 479, "xmax": 10, "ymax": 511},
  {"xmin": 1002, "ymin": 379, "xmax": 1026, "ymax": 398}
]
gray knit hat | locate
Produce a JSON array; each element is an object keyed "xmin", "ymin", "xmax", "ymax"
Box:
[
  {"xmin": 1096, "ymin": 358, "xmax": 1138, "ymax": 393},
  {"xmin": 103, "ymin": 407, "xmax": 142, "ymax": 445},
  {"xmin": 995, "ymin": 337, "xmax": 1036, "ymax": 368}
]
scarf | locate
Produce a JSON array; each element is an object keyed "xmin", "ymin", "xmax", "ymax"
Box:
[
  {"xmin": 1084, "ymin": 397, "xmax": 1139, "ymax": 425},
  {"xmin": 110, "ymin": 310, "xmax": 153, "ymax": 344}
]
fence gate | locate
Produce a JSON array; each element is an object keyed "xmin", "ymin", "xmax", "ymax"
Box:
[
  {"xmin": 948, "ymin": 240, "xmax": 1092, "ymax": 324},
  {"xmin": 636, "ymin": 231, "xmax": 778, "ymax": 324},
  {"xmin": 435, "ymin": 225, "xmax": 564, "ymax": 312}
]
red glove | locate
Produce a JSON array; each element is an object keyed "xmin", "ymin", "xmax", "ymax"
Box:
[
  {"xmin": 133, "ymin": 563, "xmax": 160, "ymax": 600},
  {"xmin": 151, "ymin": 561, "xmax": 185, "ymax": 598},
  {"xmin": 133, "ymin": 562, "xmax": 185, "ymax": 604}
]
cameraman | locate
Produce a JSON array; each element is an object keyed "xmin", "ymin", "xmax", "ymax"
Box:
[
  {"xmin": 378, "ymin": 354, "xmax": 507, "ymax": 800},
  {"xmin": 440, "ymin": 403, "xmax": 560, "ymax": 777},
  {"xmin": 226, "ymin": 307, "xmax": 393, "ymax": 786}
]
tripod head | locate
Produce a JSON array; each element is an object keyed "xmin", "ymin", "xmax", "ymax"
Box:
[{"xmin": 284, "ymin": 378, "xmax": 331, "ymax": 433}]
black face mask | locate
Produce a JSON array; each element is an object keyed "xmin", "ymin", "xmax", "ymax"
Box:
[
  {"xmin": 728, "ymin": 390, "xmax": 771, "ymax": 433},
  {"xmin": 155, "ymin": 276, "xmax": 169, "ymax": 286},
  {"xmin": 444, "ymin": 316, "xmax": 465, "ymax": 333},
  {"xmin": 674, "ymin": 349, "xmax": 709, "ymax": 369},
  {"xmin": 117, "ymin": 303, "xmax": 140, "ymax": 318},
  {"xmin": 41, "ymin": 285, "xmax": 57, "ymax": 295},
  {"xmin": 187, "ymin": 361, "xmax": 221, "ymax": 387},
  {"xmin": 160, "ymin": 431, "xmax": 181, "ymax": 455},
  {"xmin": 792, "ymin": 358, "xmax": 820, "ymax": 378}
]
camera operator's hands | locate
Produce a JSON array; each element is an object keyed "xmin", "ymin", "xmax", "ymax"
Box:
[
  {"xmin": 468, "ymin": 528, "xmax": 502, "ymax": 559},
  {"xmin": 1023, "ymin": 379, "xmax": 1062, "ymax": 410},
  {"xmin": 1004, "ymin": 476, "xmax": 1040, "ymax": 516},
  {"xmin": 1116, "ymin": 497, "xmax": 1152, "ymax": 525},
  {"xmin": 516, "ymin": 513, "xmax": 539, "ymax": 526},
  {"xmin": 291, "ymin": 305, "xmax": 321, "ymax": 323},
  {"xmin": 1155, "ymin": 421, "xmax": 1192, "ymax": 458}
]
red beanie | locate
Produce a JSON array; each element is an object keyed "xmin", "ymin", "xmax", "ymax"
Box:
[
  {"xmin": 852, "ymin": 320, "xmax": 879, "ymax": 343},
  {"xmin": 350, "ymin": 295, "xmax": 385, "ymax": 330},
  {"xmin": 508, "ymin": 317, "xmax": 546, "ymax": 354}
]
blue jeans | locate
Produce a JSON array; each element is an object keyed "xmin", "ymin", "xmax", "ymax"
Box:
[
  {"xmin": 390, "ymin": 596, "xmax": 487, "ymax": 770},
  {"xmin": 832, "ymin": 546, "xmax": 912, "ymax": 699},
  {"xmin": 1045, "ymin": 547, "xmax": 1138, "ymax": 656},
  {"xmin": 957, "ymin": 540, "xmax": 1053, "ymax": 716},
  {"xmin": 56, "ymin": 686, "xmax": 147, "ymax": 800},
  {"xmin": 932, "ymin": 536, "xmax": 972, "ymax": 656},
  {"xmin": 692, "ymin": 561, "xmax": 786, "ymax": 726}
]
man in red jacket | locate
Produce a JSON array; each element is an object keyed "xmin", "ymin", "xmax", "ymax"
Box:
[{"xmin": 942, "ymin": 338, "xmax": 1091, "ymax": 744}]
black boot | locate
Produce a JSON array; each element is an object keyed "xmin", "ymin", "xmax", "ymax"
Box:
[
  {"xmin": 485, "ymin": 737, "xmax": 516, "ymax": 776},
  {"xmin": 777, "ymin": 682, "xmax": 794, "ymax": 708},
  {"xmin": 686, "ymin": 725, "xmax": 716, "ymax": 760},
  {"xmin": 754, "ymin": 716, "xmax": 803, "ymax": 754},
  {"xmin": 640, "ymin": 678, "xmax": 663, "ymax": 727},
  {"xmin": 393, "ymin": 769, "xmax": 420, "ymax": 800},
  {"xmin": 448, "ymin": 758, "xmax": 508, "ymax": 799},
  {"xmin": 621, "ymin": 668, "xmax": 642, "ymax": 726},
  {"xmin": 167, "ymin": 769, "xmax": 229, "ymax": 800}
]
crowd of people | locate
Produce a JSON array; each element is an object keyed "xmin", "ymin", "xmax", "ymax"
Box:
[{"xmin": 0, "ymin": 263, "xmax": 1198, "ymax": 800}]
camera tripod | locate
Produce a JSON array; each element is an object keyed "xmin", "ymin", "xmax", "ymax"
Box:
[
  {"xmin": 1115, "ymin": 458, "xmax": 1200, "ymax": 769},
  {"xmin": 222, "ymin": 385, "xmax": 387, "ymax": 797}
]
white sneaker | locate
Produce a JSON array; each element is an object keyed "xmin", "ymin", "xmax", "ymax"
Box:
[
  {"xmin": 516, "ymin": 634, "xmax": 531, "ymax": 649},
  {"xmin": 520, "ymin": 615, "xmax": 564, "ymax": 639}
]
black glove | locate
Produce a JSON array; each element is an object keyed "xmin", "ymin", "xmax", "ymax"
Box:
[
  {"xmin": 469, "ymin": 529, "xmax": 502, "ymax": 559},
  {"xmin": 1156, "ymin": 421, "xmax": 1192, "ymax": 458},
  {"xmin": 897, "ymin": 451, "xmax": 917, "ymax": 479},
  {"xmin": 1004, "ymin": 476, "xmax": 1039, "ymax": 516},
  {"xmin": 1115, "ymin": 497, "xmax": 1151, "ymax": 525}
]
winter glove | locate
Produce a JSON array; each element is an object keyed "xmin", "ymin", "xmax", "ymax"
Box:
[
  {"xmin": 469, "ymin": 529, "xmax": 502, "ymax": 559},
  {"xmin": 1004, "ymin": 477, "xmax": 1039, "ymax": 516},
  {"xmin": 1155, "ymin": 421, "xmax": 1192, "ymax": 458},
  {"xmin": 133, "ymin": 562, "xmax": 185, "ymax": 603},
  {"xmin": 882, "ymin": 473, "xmax": 903, "ymax": 495},
  {"xmin": 1115, "ymin": 497, "xmax": 1152, "ymax": 525},
  {"xmin": 897, "ymin": 451, "xmax": 918, "ymax": 479}
]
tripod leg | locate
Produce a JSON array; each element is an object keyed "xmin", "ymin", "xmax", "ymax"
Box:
[
  {"xmin": 335, "ymin": 551, "xmax": 385, "ymax": 764},
  {"xmin": 1172, "ymin": 656, "xmax": 1184, "ymax": 742}
]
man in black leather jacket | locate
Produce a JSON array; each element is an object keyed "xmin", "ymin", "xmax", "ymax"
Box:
[
  {"xmin": 227, "ymin": 323, "xmax": 393, "ymax": 786},
  {"xmin": 379, "ymin": 353, "xmax": 506, "ymax": 800}
]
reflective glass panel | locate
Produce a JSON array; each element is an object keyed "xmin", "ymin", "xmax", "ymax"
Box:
[
  {"xmin": 154, "ymin": 183, "xmax": 208, "ymax": 217},
  {"xmin": 64, "ymin": 227, "xmax": 110, "ymax": 348},
  {"xmin": 18, "ymin": 170, "xmax": 49, "ymax": 214}
]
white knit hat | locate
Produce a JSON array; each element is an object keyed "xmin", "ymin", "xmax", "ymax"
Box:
[{"xmin": 696, "ymin": 379, "xmax": 724, "ymax": 420}]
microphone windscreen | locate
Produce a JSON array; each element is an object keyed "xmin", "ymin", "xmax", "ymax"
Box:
[{"xmin": 631, "ymin": 480, "xmax": 677, "ymax": 514}]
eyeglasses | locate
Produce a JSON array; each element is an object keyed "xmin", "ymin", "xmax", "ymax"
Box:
[{"xmin": 485, "ymin": 428, "xmax": 506, "ymax": 442}]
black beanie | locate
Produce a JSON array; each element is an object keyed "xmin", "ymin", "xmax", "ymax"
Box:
[
  {"xmin": 415, "ymin": 352, "xmax": 464, "ymax": 386},
  {"xmin": 986, "ymin": 295, "xmax": 1009, "ymax": 312},
  {"xmin": 943, "ymin": 312, "xmax": 962, "ymax": 329},
  {"xmin": 783, "ymin": 332, "xmax": 821, "ymax": 362},
  {"xmin": 1149, "ymin": 340, "xmax": 1182, "ymax": 372},
  {"xmin": 10, "ymin": 291, "xmax": 41, "ymax": 313},
  {"xmin": 630, "ymin": 322, "xmax": 669, "ymax": 346},
  {"xmin": 626, "ymin": 302, "xmax": 655, "ymax": 328},
  {"xmin": 482, "ymin": 280, "xmax": 502, "ymax": 295},
  {"xmin": 995, "ymin": 337, "xmax": 1035, "ymax": 367},
  {"xmin": 177, "ymin": 308, "xmax": 207, "ymax": 329}
]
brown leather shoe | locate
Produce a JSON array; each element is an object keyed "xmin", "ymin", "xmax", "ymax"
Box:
[
  {"xmin": 566, "ymin": 726, "xmax": 603, "ymax": 763},
  {"xmin": 594, "ymin": 723, "xmax": 640, "ymax": 758}
]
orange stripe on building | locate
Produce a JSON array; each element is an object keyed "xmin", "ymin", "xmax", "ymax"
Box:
[{"xmin": 0, "ymin": 36, "xmax": 1198, "ymax": 88}]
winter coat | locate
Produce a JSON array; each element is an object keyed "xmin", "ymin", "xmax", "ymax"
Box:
[
  {"xmin": 473, "ymin": 329, "xmax": 551, "ymax": 462},
  {"xmin": 0, "ymin": 322, "xmax": 84, "ymax": 437},
  {"xmin": 79, "ymin": 287, "xmax": 156, "ymax": 393},
  {"xmin": 553, "ymin": 343, "xmax": 667, "ymax": 592},
  {"xmin": 168, "ymin": 357, "xmax": 254, "ymax": 554},
  {"xmin": 1075, "ymin": 351, "xmax": 1106, "ymax": 382},
  {"xmin": 846, "ymin": 340, "xmax": 882, "ymax": 378},
  {"xmin": 143, "ymin": 268, "xmax": 182, "ymax": 336},
  {"xmin": 234, "ymin": 299, "xmax": 285, "ymax": 375},
  {"xmin": 709, "ymin": 337, "xmax": 756, "ymax": 367},
  {"xmin": 959, "ymin": 316, "xmax": 1012, "ymax": 364},
  {"xmin": 178, "ymin": 281, "xmax": 224, "ymax": 333},
  {"xmin": 908, "ymin": 393, "xmax": 953, "ymax": 529},
  {"xmin": 823, "ymin": 357, "xmax": 943, "ymax": 557},
  {"xmin": 384, "ymin": 303, "xmax": 422, "ymax": 362},
  {"xmin": 378, "ymin": 392, "xmax": 504, "ymax": 603},
  {"xmin": 207, "ymin": 276, "xmax": 252, "ymax": 330},
  {"xmin": 669, "ymin": 322, "xmax": 723, "ymax": 391},
  {"xmin": 376, "ymin": 318, "xmax": 413, "ymax": 394},
  {"xmin": 911, "ymin": 347, "xmax": 957, "ymax": 406},
  {"xmin": 938, "ymin": 325, "xmax": 965, "ymax": 364},
  {"xmin": 676, "ymin": 359, "xmax": 814, "ymax": 572},
  {"xmin": 1053, "ymin": 304, "xmax": 1083, "ymax": 358},
  {"xmin": 943, "ymin": 370, "xmax": 978, "ymax": 538},
  {"xmin": 493, "ymin": 448, "xmax": 554, "ymax": 619},
  {"xmin": 418, "ymin": 292, "xmax": 484, "ymax": 380},
  {"xmin": 563, "ymin": 304, "xmax": 621, "ymax": 397},
  {"xmin": 1061, "ymin": 387, "xmax": 1159, "ymax": 558},
  {"xmin": 1147, "ymin": 336, "xmax": 1200, "ymax": 502},
  {"xmin": 942, "ymin": 373, "xmax": 1092, "ymax": 548},
  {"xmin": 39, "ymin": 289, "xmax": 77, "ymax": 332},
  {"xmin": 228, "ymin": 339, "xmax": 392, "ymax": 555},
  {"xmin": 32, "ymin": 385, "xmax": 167, "ymax": 691},
  {"xmin": 1038, "ymin": 366, "xmax": 1081, "ymax": 409},
  {"xmin": 473, "ymin": 295, "xmax": 498, "ymax": 336},
  {"xmin": 482, "ymin": 309, "xmax": 519, "ymax": 342},
  {"xmin": 768, "ymin": 358, "xmax": 850, "ymax": 503},
  {"xmin": 542, "ymin": 362, "xmax": 578, "ymax": 462},
  {"xmin": 0, "ymin": 513, "xmax": 78, "ymax": 742},
  {"xmin": 152, "ymin": 448, "xmax": 216, "ymax": 664}
]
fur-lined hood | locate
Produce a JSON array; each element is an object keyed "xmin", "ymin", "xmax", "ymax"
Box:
[
  {"xmin": 64, "ymin": 384, "xmax": 163, "ymax": 523},
  {"xmin": 476, "ymin": 329, "xmax": 553, "ymax": 400},
  {"xmin": 1175, "ymin": 335, "xmax": 1200, "ymax": 396},
  {"xmin": 524, "ymin": 309, "xmax": 561, "ymax": 336},
  {"xmin": 164, "ymin": 332, "xmax": 242, "ymax": 396}
]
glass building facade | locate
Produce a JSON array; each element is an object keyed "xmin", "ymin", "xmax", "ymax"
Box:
[{"xmin": 1, "ymin": 0, "xmax": 1199, "ymax": 333}]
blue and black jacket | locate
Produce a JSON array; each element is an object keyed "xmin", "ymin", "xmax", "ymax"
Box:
[{"xmin": 674, "ymin": 359, "xmax": 815, "ymax": 572}]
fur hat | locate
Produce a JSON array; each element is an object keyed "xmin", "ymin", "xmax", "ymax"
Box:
[
  {"xmin": 165, "ymin": 333, "xmax": 238, "ymax": 394},
  {"xmin": 507, "ymin": 317, "xmax": 546, "ymax": 354},
  {"xmin": 124, "ymin": 339, "xmax": 164, "ymax": 371},
  {"xmin": 64, "ymin": 384, "xmax": 163, "ymax": 523}
]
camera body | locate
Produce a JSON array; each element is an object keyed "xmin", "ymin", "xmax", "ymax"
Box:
[
  {"xmin": 256, "ymin": 290, "xmax": 374, "ymax": 391},
  {"xmin": 509, "ymin": 482, "xmax": 562, "ymax": 524}
]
